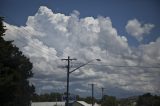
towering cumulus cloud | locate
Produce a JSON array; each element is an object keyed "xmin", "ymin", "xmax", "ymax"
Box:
[{"xmin": 3, "ymin": 6, "xmax": 160, "ymax": 97}]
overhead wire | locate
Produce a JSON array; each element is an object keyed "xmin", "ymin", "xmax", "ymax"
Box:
[
  {"xmin": 1, "ymin": 11, "xmax": 160, "ymax": 95},
  {"xmin": 15, "ymin": 37, "xmax": 57, "ymax": 58},
  {"xmin": 72, "ymin": 62, "xmax": 160, "ymax": 69},
  {"xmin": 0, "ymin": 11, "xmax": 58, "ymax": 57},
  {"xmin": 1, "ymin": 12, "xmax": 160, "ymax": 69}
]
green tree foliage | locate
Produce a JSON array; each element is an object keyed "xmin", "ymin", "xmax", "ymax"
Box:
[
  {"xmin": 32, "ymin": 93, "xmax": 99, "ymax": 104},
  {"xmin": 0, "ymin": 17, "xmax": 35, "ymax": 106},
  {"xmin": 118, "ymin": 97, "xmax": 137, "ymax": 106},
  {"xmin": 117, "ymin": 93, "xmax": 160, "ymax": 106},
  {"xmin": 101, "ymin": 95, "xmax": 118, "ymax": 106},
  {"xmin": 84, "ymin": 96, "xmax": 97, "ymax": 104},
  {"xmin": 136, "ymin": 93, "xmax": 160, "ymax": 106},
  {"xmin": 32, "ymin": 92, "xmax": 62, "ymax": 102}
]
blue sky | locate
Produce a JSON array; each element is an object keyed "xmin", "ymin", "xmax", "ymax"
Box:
[
  {"xmin": 1, "ymin": 0, "xmax": 160, "ymax": 98},
  {"xmin": 1, "ymin": 0, "xmax": 160, "ymax": 46}
]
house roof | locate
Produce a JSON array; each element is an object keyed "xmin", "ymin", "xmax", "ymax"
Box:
[
  {"xmin": 75, "ymin": 101, "xmax": 91, "ymax": 106},
  {"xmin": 31, "ymin": 101, "xmax": 100, "ymax": 106},
  {"xmin": 31, "ymin": 102, "xmax": 65, "ymax": 106}
]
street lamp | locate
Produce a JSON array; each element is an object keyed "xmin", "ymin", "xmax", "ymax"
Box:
[{"xmin": 61, "ymin": 56, "xmax": 101, "ymax": 106}]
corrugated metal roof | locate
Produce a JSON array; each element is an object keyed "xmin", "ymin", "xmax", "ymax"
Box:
[
  {"xmin": 31, "ymin": 102, "xmax": 65, "ymax": 106},
  {"xmin": 76, "ymin": 101, "xmax": 91, "ymax": 106},
  {"xmin": 31, "ymin": 101, "xmax": 100, "ymax": 106}
]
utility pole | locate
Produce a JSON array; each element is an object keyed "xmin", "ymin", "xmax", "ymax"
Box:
[
  {"xmin": 61, "ymin": 56, "xmax": 76, "ymax": 106},
  {"xmin": 101, "ymin": 87, "xmax": 105, "ymax": 99},
  {"xmin": 101, "ymin": 87, "xmax": 105, "ymax": 106},
  {"xmin": 89, "ymin": 84, "xmax": 95, "ymax": 106},
  {"xmin": 61, "ymin": 57, "xmax": 100, "ymax": 106}
]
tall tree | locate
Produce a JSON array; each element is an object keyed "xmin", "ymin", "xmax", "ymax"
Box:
[
  {"xmin": 101, "ymin": 95, "xmax": 118, "ymax": 106},
  {"xmin": 0, "ymin": 17, "xmax": 35, "ymax": 106},
  {"xmin": 137, "ymin": 93, "xmax": 160, "ymax": 106}
]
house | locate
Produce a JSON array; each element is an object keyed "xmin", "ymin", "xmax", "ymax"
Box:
[
  {"xmin": 72, "ymin": 101, "xmax": 91, "ymax": 106},
  {"xmin": 31, "ymin": 101, "xmax": 100, "ymax": 106},
  {"xmin": 94, "ymin": 103, "xmax": 101, "ymax": 106},
  {"xmin": 72, "ymin": 101, "xmax": 100, "ymax": 106}
]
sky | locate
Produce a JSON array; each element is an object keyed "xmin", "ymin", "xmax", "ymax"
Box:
[{"xmin": 0, "ymin": 0, "xmax": 160, "ymax": 98}]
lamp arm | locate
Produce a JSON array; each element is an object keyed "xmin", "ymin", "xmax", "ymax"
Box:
[{"xmin": 69, "ymin": 60, "xmax": 93, "ymax": 74}]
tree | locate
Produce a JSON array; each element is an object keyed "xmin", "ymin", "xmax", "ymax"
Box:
[
  {"xmin": 136, "ymin": 93, "xmax": 160, "ymax": 106},
  {"xmin": 0, "ymin": 17, "xmax": 35, "ymax": 106},
  {"xmin": 101, "ymin": 95, "xmax": 118, "ymax": 106},
  {"xmin": 84, "ymin": 96, "xmax": 97, "ymax": 104},
  {"xmin": 32, "ymin": 92, "xmax": 63, "ymax": 102}
]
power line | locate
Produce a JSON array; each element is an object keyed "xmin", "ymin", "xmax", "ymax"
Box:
[
  {"xmin": 3, "ymin": 26, "xmax": 160, "ymax": 69},
  {"xmin": 1, "ymin": 26, "xmax": 57, "ymax": 58},
  {"xmin": 15, "ymin": 38, "xmax": 57, "ymax": 57},
  {"xmin": 72, "ymin": 62, "xmax": 160, "ymax": 69},
  {"xmin": 0, "ymin": 11, "xmax": 59, "ymax": 58},
  {"xmin": 1, "ymin": 12, "xmax": 160, "ymax": 69}
]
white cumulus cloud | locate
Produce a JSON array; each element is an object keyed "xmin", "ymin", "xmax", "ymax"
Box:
[
  {"xmin": 125, "ymin": 19, "xmax": 155, "ymax": 41},
  {"xmin": 3, "ymin": 6, "xmax": 160, "ymax": 97}
]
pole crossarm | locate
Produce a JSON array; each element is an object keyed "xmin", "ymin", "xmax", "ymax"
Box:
[{"xmin": 61, "ymin": 58, "xmax": 77, "ymax": 61}]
